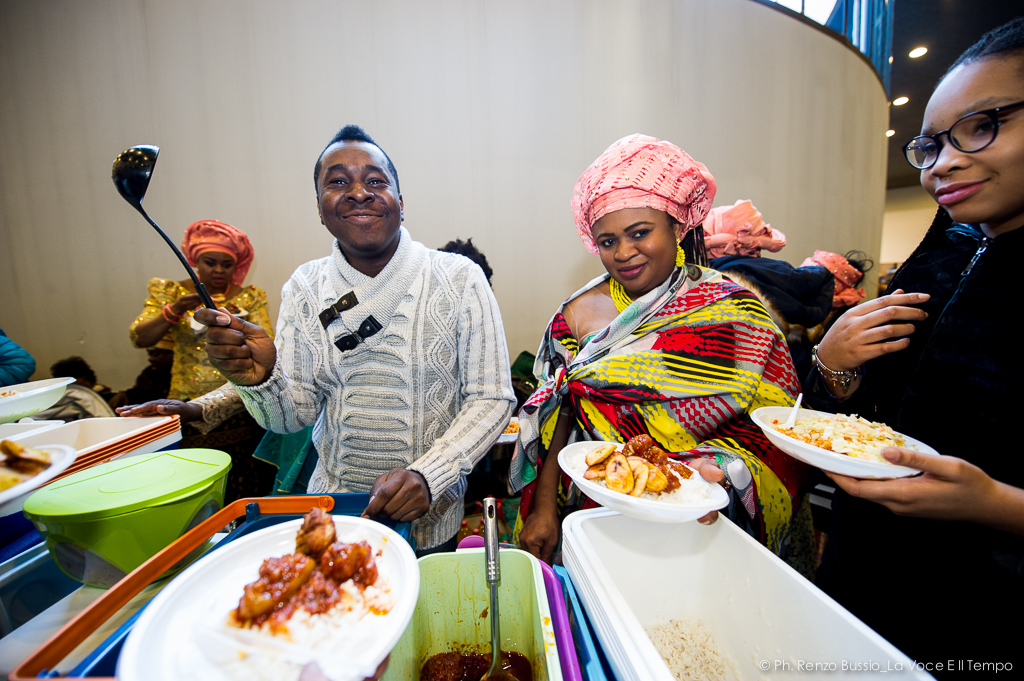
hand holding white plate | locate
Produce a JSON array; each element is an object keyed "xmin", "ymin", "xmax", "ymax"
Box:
[
  {"xmin": 558, "ymin": 441, "xmax": 729, "ymax": 523},
  {"xmin": 751, "ymin": 406, "xmax": 940, "ymax": 479}
]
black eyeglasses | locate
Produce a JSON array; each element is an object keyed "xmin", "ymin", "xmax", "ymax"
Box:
[{"xmin": 902, "ymin": 99, "xmax": 1024, "ymax": 169}]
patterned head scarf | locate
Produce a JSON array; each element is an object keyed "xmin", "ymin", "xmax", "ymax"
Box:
[
  {"xmin": 572, "ymin": 134, "xmax": 717, "ymax": 254},
  {"xmin": 180, "ymin": 220, "xmax": 254, "ymax": 285},
  {"xmin": 800, "ymin": 250, "xmax": 866, "ymax": 308},
  {"xmin": 703, "ymin": 200, "xmax": 787, "ymax": 258}
]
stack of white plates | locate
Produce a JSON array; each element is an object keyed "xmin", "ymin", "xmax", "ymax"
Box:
[{"xmin": 562, "ymin": 509, "xmax": 933, "ymax": 680}]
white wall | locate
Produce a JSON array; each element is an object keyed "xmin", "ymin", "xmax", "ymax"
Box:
[
  {"xmin": 881, "ymin": 185, "xmax": 937, "ymax": 264},
  {"xmin": 0, "ymin": 0, "xmax": 888, "ymax": 389}
]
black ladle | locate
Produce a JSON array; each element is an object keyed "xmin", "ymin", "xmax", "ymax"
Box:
[{"xmin": 111, "ymin": 145, "xmax": 216, "ymax": 309}]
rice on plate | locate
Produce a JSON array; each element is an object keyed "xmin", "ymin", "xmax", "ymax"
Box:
[{"xmin": 772, "ymin": 413, "xmax": 914, "ymax": 463}]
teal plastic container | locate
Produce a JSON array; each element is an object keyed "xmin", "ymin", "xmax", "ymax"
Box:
[
  {"xmin": 22, "ymin": 449, "xmax": 230, "ymax": 588},
  {"xmin": 382, "ymin": 547, "xmax": 562, "ymax": 680}
]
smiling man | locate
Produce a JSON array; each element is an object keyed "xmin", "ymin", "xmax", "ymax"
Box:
[{"xmin": 197, "ymin": 125, "xmax": 514, "ymax": 553}]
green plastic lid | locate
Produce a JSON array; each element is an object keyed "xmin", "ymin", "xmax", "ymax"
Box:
[{"xmin": 23, "ymin": 449, "xmax": 232, "ymax": 523}]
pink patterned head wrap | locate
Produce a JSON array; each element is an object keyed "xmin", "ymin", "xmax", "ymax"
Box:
[
  {"xmin": 801, "ymin": 250, "xmax": 866, "ymax": 308},
  {"xmin": 572, "ymin": 134, "xmax": 717, "ymax": 254},
  {"xmin": 703, "ymin": 200, "xmax": 787, "ymax": 258},
  {"xmin": 181, "ymin": 220, "xmax": 255, "ymax": 286}
]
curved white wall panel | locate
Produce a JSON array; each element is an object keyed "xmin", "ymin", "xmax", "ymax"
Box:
[{"xmin": 0, "ymin": 0, "xmax": 888, "ymax": 387}]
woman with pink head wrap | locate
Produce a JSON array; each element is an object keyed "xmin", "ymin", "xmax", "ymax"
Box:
[
  {"xmin": 703, "ymin": 199, "xmax": 787, "ymax": 258},
  {"xmin": 128, "ymin": 219, "xmax": 272, "ymax": 401},
  {"xmin": 125, "ymin": 219, "xmax": 277, "ymax": 501},
  {"xmin": 512, "ymin": 135, "xmax": 809, "ymax": 569},
  {"xmin": 800, "ymin": 250, "xmax": 867, "ymax": 308}
]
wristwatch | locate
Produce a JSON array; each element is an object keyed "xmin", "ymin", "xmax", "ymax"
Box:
[{"xmin": 812, "ymin": 344, "xmax": 860, "ymax": 392}]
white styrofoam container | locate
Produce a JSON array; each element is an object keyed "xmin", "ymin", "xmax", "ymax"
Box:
[
  {"xmin": 562, "ymin": 509, "xmax": 934, "ymax": 681},
  {"xmin": 0, "ymin": 420, "xmax": 65, "ymax": 441},
  {"xmin": 13, "ymin": 417, "xmax": 180, "ymax": 458}
]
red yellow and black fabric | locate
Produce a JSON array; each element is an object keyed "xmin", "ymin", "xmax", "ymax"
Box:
[{"xmin": 510, "ymin": 264, "xmax": 806, "ymax": 554}]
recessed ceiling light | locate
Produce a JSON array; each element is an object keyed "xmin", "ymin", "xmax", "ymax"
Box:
[
  {"xmin": 909, "ymin": 47, "xmax": 928, "ymax": 58},
  {"xmin": 886, "ymin": 130, "xmax": 895, "ymax": 138},
  {"xmin": 893, "ymin": 96, "xmax": 909, "ymax": 106}
]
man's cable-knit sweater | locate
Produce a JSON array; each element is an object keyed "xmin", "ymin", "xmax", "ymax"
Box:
[{"xmin": 236, "ymin": 228, "xmax": 515, "ymax": 549}]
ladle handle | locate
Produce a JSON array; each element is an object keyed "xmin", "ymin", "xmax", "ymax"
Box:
[
  {"xmin": 134, "ymin": 204, "xmax": 217, "ymax": 309},
  {"xmin": 483, "ymin": 497, "xmax": 499, "ymax": 584}
]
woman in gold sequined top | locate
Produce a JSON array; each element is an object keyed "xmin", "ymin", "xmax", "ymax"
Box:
[{"xmin": 129, "ymin": 220, "xmax": 273, "ymax": 401}]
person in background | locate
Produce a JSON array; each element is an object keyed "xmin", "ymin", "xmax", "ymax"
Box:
[
  {"xmin": 703, "ymin": 199, "xmax": 787, "ymax": 258},
  {"xmin": 703, "ymin": 200, "xmax": 836, "ymax": 383},
  {"xmin": 129, "ymin": 220, "xmax": 273, "ymax": 400},
  {"xmin": 125, "ymin": 219, "xmax": 276, "ymax": 502},
  {"xmin": 109, "ymin": 347, "xmax": 174, "ymax": 410},
  {"xmin": 800, "ymin": 250, "xmax": 868, "ymax": 309},
  {"xmin": 809, "ymin": 18, "xmax": 1024, "ymax": 670},
  {"xmin": 512, "ymin": 134, "xmax": 810, "ymax": 568},
  {"xmin": 34, "ymin": 356, "xmax": 116, "ymax": 421},
  {"xmin": 0, "ymin": 328, "xmax": 35, "ymax": 388},
  {"xmin": 438, "ymin": 238, "xmax": 494, "ymax": 286},
  {"xmin": 192, "ymin": 125, "xmax": 514, "ymax": 555}
]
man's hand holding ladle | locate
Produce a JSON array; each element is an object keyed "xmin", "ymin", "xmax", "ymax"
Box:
[{"xmin": 194, "ymin": 308, "xmax": 277, "ymax": 386}]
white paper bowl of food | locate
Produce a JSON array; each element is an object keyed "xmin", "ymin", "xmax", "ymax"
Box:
[
  {"xmin": 0, "ymin": 442, "xmax": 77, "ymax": 516},
  {"xmin": 496, "ymin": 416, "xmax": 520, "ymax": 445},
  {"xmin": 751, "ymin": 406, "xmax": 940, "ymax": 479},
  {"xmin": 558, "ymin": 440, "xmax": 729, "ymax": 523},
  {"xmin": 117, "ymin": 513, "xmax": 419, "ymax": 681},
  {"xmin": 0, "ymin": 377, "xmax": 75, "ymax": 425}
]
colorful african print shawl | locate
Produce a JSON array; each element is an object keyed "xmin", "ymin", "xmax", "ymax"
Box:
[{"xmin": 510, "ymin": 264, "xmax": 805, "ymax": 554}]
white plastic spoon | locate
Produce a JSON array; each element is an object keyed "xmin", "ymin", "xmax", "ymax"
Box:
[{"xmin": 782, "ymin": 393, "xmax": 803, "ymax": 429}]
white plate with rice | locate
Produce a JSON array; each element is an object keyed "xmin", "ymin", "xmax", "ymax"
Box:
[
  {"xmin": 558, "ymin": 441, "xmax": 729, "ymax": 523},
  {"xmin": 751, "ymin": 406, "xmax": 940, "ymax": 479},
  {"xmin": 117, "ymin": 515, "xmax": 419, "ymax": 681}
]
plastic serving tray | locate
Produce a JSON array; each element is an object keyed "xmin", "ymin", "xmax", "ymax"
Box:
[{"xmin": 9, "ymin": 495, "xmax": 413, "ymax": 681}]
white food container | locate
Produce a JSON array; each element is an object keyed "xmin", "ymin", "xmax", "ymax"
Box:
[
  {"xmin": 562, "ymin": 508, "xmax": 934, "ymax": 680},
  {"xmin": 0, "ymin": 419, "xmax": 65, "ymax": 441},
  {"xmin": 13, "ymin": 417, "xmax": 180, "ymax": 460}
]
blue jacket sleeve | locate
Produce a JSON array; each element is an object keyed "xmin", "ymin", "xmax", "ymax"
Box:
[{"xmin": 0, "ymin": 332, "xmax": 36, "ymax": 387}]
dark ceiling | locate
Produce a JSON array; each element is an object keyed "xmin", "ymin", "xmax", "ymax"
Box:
[{"xmin": 886, "ymin": 0, "xmax": 1022, "ymax": 188}]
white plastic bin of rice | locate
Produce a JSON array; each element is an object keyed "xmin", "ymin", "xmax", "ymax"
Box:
[{"xmin": 562, "ymin": 508, "xmax": 934, "ymax": 681}]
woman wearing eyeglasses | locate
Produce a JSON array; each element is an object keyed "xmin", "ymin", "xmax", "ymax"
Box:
[{"xmin": 811, "ymin": 19, "xmax": 1024, "ymax": 669}]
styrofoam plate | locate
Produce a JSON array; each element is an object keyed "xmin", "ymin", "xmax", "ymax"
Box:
[
  {"xmin": 558, "ymin": 441, "xmax": 728, "ymax": 523},
  {"xmin": 0, "ymin": 377, "xmax": 75, "ymax": 424},
  {"xmin": 497, "ymin": 417, "xmax": 520, "ymax": 445},
  {"xmin": 751, "ymin": 407, "xmax": 940, "ymax": 479},
  {"xmin": 0, "ymin": 443, "xmax": 77, "ymax": 516},
  {"xmin": 117, "ymin": 515, "xmax": 419, "ymax": 681}
]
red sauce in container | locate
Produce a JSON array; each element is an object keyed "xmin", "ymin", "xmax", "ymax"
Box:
[{"xmin": 420, "ymin": 650, "xmax": 533, "ymax": 681}]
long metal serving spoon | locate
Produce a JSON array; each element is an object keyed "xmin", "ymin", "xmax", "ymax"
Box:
[
  {"xmin": 111, "ymin": 145, "xmax": 216, "ymax": 309},
  {"xmin": 480, "ymin": 497, "xmax": 516, "ymax": 681}
]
